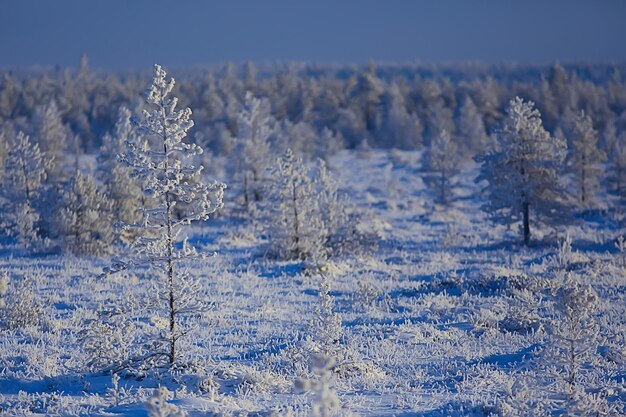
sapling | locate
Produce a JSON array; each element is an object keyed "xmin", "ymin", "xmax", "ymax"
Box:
[{"xmin": 108, "ymin": 64, "xmax": 225, "ymax": 365}]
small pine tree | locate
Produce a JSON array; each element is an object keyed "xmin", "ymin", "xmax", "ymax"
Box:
[
  {"xmin": 98, "ymin": 107, "xmax": 145, "ymax": 244},
  {"xmin": 315, "ymin": 159, "xmax": 352, "ymax": 254},
  {"xmin": 32, "ymin": 99, "xmax": 69, "ymax": 181},
  {"xmin": 114, "ymin": 64, "xmax": 225, "ymax": 365},
  {"xmin": 475, "ymin": 97, "xmax": 567, "ymax": 245},
  {"xmin": 548, "ymin": 274, "xmax": 600, "ymax": 400},
  {"xmin": 311, "ymin": 273, "xmax": 343, "ymax": 356},
  {"xmin": 1, "ymin": 131, "xmax": 51, "ymax": 249},
  {"xmin": 567, "ymin": 111, "xmax": 605, "ymax": 206},
  {"xmin": 234, "ymin": 91, "xmax": 274, "ymax": 212},
  {"xmin": 58, "ymin": 170, "xmax": 114, "ymax": 256},
  {"xmin": 267, "ymin": 148, "xmax": 324, "ymax": 261},
  {"xmin": 423, "ymin": 129, "xmax": 459, "ymax": 205},
  {"xmin": 457, "ymin": 96, "xmax": 489, "ymax": 156}
]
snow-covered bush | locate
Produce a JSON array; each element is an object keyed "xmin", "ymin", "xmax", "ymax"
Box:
[
  {"xmin": 295, "ymin": 353, "xmax": 341, "ymax": 417},
  {"xmin": 310, "ymin": 273, "xmax": 343, "ymax": 357},
  {"xmin": 145, "ymin": 387, "xmax": 187, "ymax": 417},
  {"xmin": 0, "ymin": 272, "xmax": 43, "ymax": 329}
]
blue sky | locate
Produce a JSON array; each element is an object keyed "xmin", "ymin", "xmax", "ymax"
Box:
[{"xmin": 1, "ymin": 0, "xmax": 625, "ymax": 69}]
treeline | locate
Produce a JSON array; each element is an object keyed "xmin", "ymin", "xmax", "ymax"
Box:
[
  {"xmin": 1, "ymin": 58, "xmax": 626, "ymax": 253},
  {"xmin": 1, "ymin": 58, "xmax": 625, "ymax": 156}
]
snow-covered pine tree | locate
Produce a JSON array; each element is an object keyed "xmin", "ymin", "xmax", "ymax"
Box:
[
  {"xmin": 548, "ymin": 274, "xmax": 599, "ymax": 399},
  {"xmin": 32, "ymin": 99, "xmax": 70, "ymax": 181},
  {"xmin": 234, "ymin": 91, "xmax": 273, "ymax": 212},
  {"xmin": 376, "ymin": 82, "xmax": 423, "ymax": 149},
  {"xmin": 314, "ymin": 127, "xmax": 345, "ymax": 163},
  {"xmin": 267, "ymin": 148, "xmax": 324, "ymax": 261},
  {"xmin": 567, "ymin": 111, "xmax": 606, "ymax": 206},
  {"xmin": 98, "ymin": 107, "xmax": 145, "ymax": 244},
  {"xmin": 457, "ymin": 96, "xmax": 489, "ymax": 157},
  {"xmin": 114, "ymin": 64, "xmax": 225, "ymax": 365},
  {"xmin": 311, "ymin": 273, "xmax": 342, "ymax": 356},
  {"xmin": 98, "ymin": 106, "xmax": 135, "ymax": 176},
  {"xmin": 423, "ymin": 129, "xmax": 459, "ymax": 205},
  {"xmin": 315, "ymin": 159, "xmax": 352, "ymax": 254},
  {"xmin": 475, "ymin": 97, "xmax": 567, "ymax": 245},
  {"xmin": 58, "ymin": 170, "xmax": 114, "ymax": 256},
  {"xmin": 0, "ymin": 131, "xmax": 51, "ymax": 249}
]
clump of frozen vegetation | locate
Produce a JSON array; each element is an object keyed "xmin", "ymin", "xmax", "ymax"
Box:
[
  {"xmin": 266, "ymin": 148, "xmax": 325, "ymax": 261},
  {"xmin": 0, "ymin": 271, "xmax": 43, "ymax": 329},
  {"xmin": 145, "ymin": 387, "xmax": 187, "ymax": 417},
  {"xmin": 296, "ymin": 354, "xmax": 341, "ymax": 417}
]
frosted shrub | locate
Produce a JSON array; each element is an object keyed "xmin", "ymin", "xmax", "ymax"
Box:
[
  {"xmin": 145, "ymin": 387, "xmax": 187, "ymax": 417},
  {"xmin": 295, "ymin": 353, "xmax": 341, "ymax": 417},
  {"xmin": 0, "ymin": 272, "xmax": 43, "ymax": 329},
  {"xmin": 311, "ymin": 273, "xmax": 343, "ymax": 356}
]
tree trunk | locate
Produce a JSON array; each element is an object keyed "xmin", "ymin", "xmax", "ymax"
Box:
[
  {"xmin": 440, "ymin": 169, "xmax": 446, "ymax": 205},
  {"xmin": 291, "ymin": 180, "xmax": 300, "ymax": 258},
  {"xmin": 161, "ymin": 90, "xmax": 176, "ymax": 365},
  {"xmin": 523, "ymin": 200, "xmax": 530, "ymax": 246}
]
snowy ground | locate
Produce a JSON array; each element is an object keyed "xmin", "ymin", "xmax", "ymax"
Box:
[{"xmin": 0, "ymin": 149, "xmax": 624, "ymax": 416}]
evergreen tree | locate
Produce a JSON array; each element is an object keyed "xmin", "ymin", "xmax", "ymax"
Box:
[
  {"xmin": 423, "ymin": 129, "xmax": 459, "ymax": 205},
  {"xmin": 457, "ymin": 96, "xmax": 489, "ymax": 157},
  {"xmin": 0, "ymin": 131, "xmax": 51, "ymax": 249},
  {"xmin": 567, "ymin": 111, "xmax": 606, "ymax": 206},
  {"xmin": 376, "ymin": 82, "xmax": 423, "ymax": 149},
  {"xmin": 98, "ymin": 107, "xmax": 145, "ymax": 244},
  {"xmin": 267, "ymin": 148, "xmax": 323, "ymax": 261},
  {"xmin": 475, "ymin": 97, "xmax": 567, "ymax": 245},
  {"xmin": 315, "ymin": 159, "xmax": 352, "ymax": 254},
  {"xmin": 234, "ymin": 92, "xmax": 273, "ymax": 212},
  {"xmin": 32, "ymin": 99, "xmax": 70, "ymax": 181},
  {"xmin": 608, "ymin": 130, "xmax": 626, "ymax": 200},
  {"xmin": 114, "ymin": 65, "xmax": 225, "ymax": 364},
  {"xmin": 58, "ymin": 170, "xmax": 114, "ymax": 256}
]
